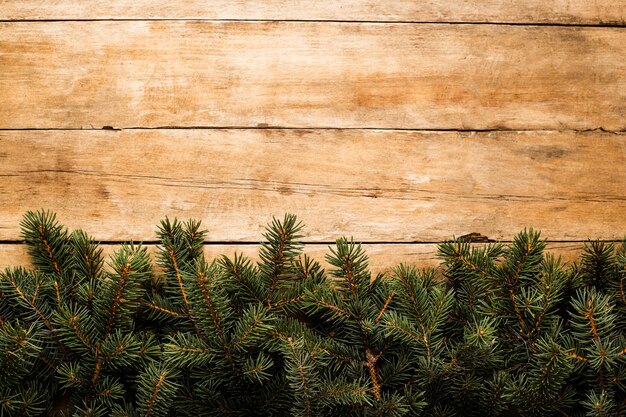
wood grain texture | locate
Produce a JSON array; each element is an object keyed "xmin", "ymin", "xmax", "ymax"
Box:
[
  {"xmin": 1, "ymin": 129, "xmax": 624, "ymax": 242},
  {"xmin": 1, "ymin": 0, "xmax": 624, "ymax": 24},
  {"xmin": 0, "ymin": 243, "xmax": 588, "ymax": 275},
  {"xmin": 1, "ymin": 22, "xmax": 625, "ymax": 130}
]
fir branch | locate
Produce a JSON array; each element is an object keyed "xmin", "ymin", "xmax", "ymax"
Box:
[
  {"xmin": 103, "ymin": 260, "xmax": 132, "ymax": 341},
  {"xmin": 364, "ymin": 347, "xmax": 382, "ymax": 400},
  {"xmin": 96, "ymin": 244, "xmax": 151, "ymax": 339},
  {"xmin": 20, "ymin": 211, "xmax": 72, "ymax": 306},
  {"xmin": 193, "ymin": 260, "xmax": 225, "ymax": 340},
  {"xmin": 163, "ymin": 333, "xmax": 213, "ymax": 368},
  {"xmin": 258, "ymin": 214, "xmax": 304, "ymax": 300},
  {"xmin": 143, "ymin": 301, "xmax": 180, "ymax": 318},
  {"xmin": 156, "ymin": 218, "xmax": 204, "ymax": 335},
  {"xmin": 219, "ymin": 253, "xmax": 264, "ymax": 305},
  {"xmin": 585, "ymin": 302, "xmax": 601, "ymax": 342},
  {"xmin": 2, "ymin": 211, "xmax": 625, "ymax": 416},
  {"xmin": 284, "ymin": 337, "xmax": 319, "ymax": 417},
  {"xmin": 528, "ymin": 256, "xmax": 565, "ymax": 340},
  {"xmin": 1, "ymin": 269, "xmax": 53, "ymax": 330},
  {"xmin": 326, "ymin": 237, "xmax": 369, "ymax": 297},
  {"xmin": 376, "ymin": 292, "xmax": 395, "ymax": 323},
  {"xmin": 566, "ymin": 350, "xmax": 589, "ymax": 362},
  {"xmin": 71, "ymin": 229, "xmax": 104, "ymax": 283},
  {"xmin": 137, "ymin": 365, "xmax": 180, "ymax": 417},
  {"xmin": 231, "ymin": 304, "xmax": 275, "ymax": 351},
  {"xmin": 66, "ymin": 313, "xmax": 96, "ymax": 353}
]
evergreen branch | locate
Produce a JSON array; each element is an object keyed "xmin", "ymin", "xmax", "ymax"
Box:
[
  {"xmin": 191, "ymin": 264, "xmax": 238, "ymax": 372},
  {"xmin": 273, "ymin": 293, "xmax": 307, "ymax": 309},
  {"xmin": 91, "ymin": 356, "xmax": 103, "ymax": 385},
  {"xmin": 102, "ymin": 343, "xmax": 130, "ymax": 362},
  {"xmin": 390, "ymin": 265, "xmax": 427, "ymax": 334},
  {"xmin": 530, "ymin": 305, "xmax": 551, "ymax": 340},
  {"xmin": 500, "ymin": 229, "xmax": 546, "ymax": 334},
  {"xmin": 219, "ymin": 253, "xmax": 263, "ymax": 304},
  {"xmin": 566, "ymin": 351, "xmax": 589, "ymax": 362},
  {"xmin": 584, "ymin": 302, "xmax": 600, "ymax": 342},
  {"xmin": 455, "ymin": 254, "xmax": 479, "ymax": 271},
  {"xmin": 53, "ymin": 282, "xmax": 61, "ymax": 305},
  {"xmin": 137, "ymin": 365, "xmax": 180, "ymax": 417},
  {"xmin": 168, "ymin": 249, "xmax": 189, "ymax": 308},
  {"xmin": 97, "ymin": 244, "xmax": 151, "ymax": 339},
  {"xmin": 143, "ymin": 302, "xmax": 180, "ymax": 318},
  {"xmin": 3, "ymin": 211, "xmax": 625, "ymax": 415},
  {"xmin": 322, "ymin": 386, "xmax": 368, "ymax": 397},
  {"xmin": 313, "ymin": 299, "xmax": 352, "ymax": 320},
  {"xmin": 66, "ymin": 314, "xmax": 95, "ymax": 353},
  {"xmin": 326, "ymin": 238, "xmax": 369, "ymax": 296},
  {"xmin": 1, "ymin": 270, "xmax": 53, "ymax": 330},
  {"xmin": 231, "ymin": 304, "xmax": 274, "ymax": 350},
  {"xmin": 376, "ymin": 292, "xmax": 394, "ymax": 323},
  {"xmin": 71, "ymin": 229, "xmax": 104, "ymax": 285},
  {"xmin": 322, "ymin": 348, "xmax": 360, "ymax": 364},
  {"xmin": 285, "ymin": 337, "xmax": 316, "ymax": 417},
  {"xmin": 194, "ymin": 264, "xmax": 225, "ymax": 340},
  {"xmin": 103, "ymin": 260, "xmax": 133, "ymax": 341},
  {"xmin": 383, "ymin": 314, "xmax": 426, "ymax": 354},
  {"xmin": 269, "ymin": 228, "xmax": 286, "ymax": 293},
  {"xmin": 37, "ymin": 225, "xmax": 61, "ymax": 275},
  {"xmin": 57, "ymin": 362, "xmax": 83, "ymax": 388},
  {"xmin": 506, "ymin": 286, "xmax": 527, "ymax": 333},
  {"xmin": 166, "ymin": 249, "xmax": 203, "ymax": 337},
  {"xmin": 259, "ymin": 214, "xmax": 304, "ymax": 299},
  {"xmin": 243, "ymin": 351, "xmax": 274, "ymax": 383},
  {"xmin": 30, "ymin": 278, "xmax": 42, "ymax": 305},
  {"xmin": 100, "ymin": 332, "xmax": 141, "ymax": 367},
  {"xmin": 364, "ymin": 348, "xmax": 382, "ymax": 401},
  {"xmin": 145, "ymin": 372, "xmax": 165, "ymax": 416},
  {"xmin": 164, "ymin": 337, "xmax": 213, "ymax": 368},
  {"xmin": 424, "ymin": 289, "xmax": 454, "ymax": 339},
  {"xmin": 319, "ymin": 378, "xmax": 372, "ymax": 408},
  {"xmin": 156, "ymin": 218, "xmax": 204, "ymax": 336},
  {"xmin": 20, "ymin": 211, "xmax": 71, "ymax": 300}
]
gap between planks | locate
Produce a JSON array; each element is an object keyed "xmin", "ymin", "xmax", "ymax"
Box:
[
  {"xmin": 0, "ymin": 128, "xmax": 624, "ymax": 135},
  {"xmin": 0, "ymin": 19, "xmax": 625, "ymax": 28}
]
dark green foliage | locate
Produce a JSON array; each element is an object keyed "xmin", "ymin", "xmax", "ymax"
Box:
[
  {"xmin": 0, "ymin": 211, "xmax": 624, "ymax": 416},
  {"xmin": 1, "ymin": 210, "xmax": 154, "ymax": 416}
]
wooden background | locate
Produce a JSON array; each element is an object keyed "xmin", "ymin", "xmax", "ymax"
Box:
[{"xmin": 1, "ymin": 1, "xmax": 625, "ymax": 273}]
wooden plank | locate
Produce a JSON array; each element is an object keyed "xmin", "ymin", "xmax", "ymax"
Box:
[
  {"xmin": 1, "ymin": 22, "xmax": 624, "ymax": 130},
  {"xmin": 1, "ymin": 1, "xmax": 624, "ymax": 25},
  {"xmin": 1, "ymin": 129, "xmax": 624, "ymax": 242},
  {"xmin": 0, "ymin": 243, "xmax": 589, "ymax": 276}
]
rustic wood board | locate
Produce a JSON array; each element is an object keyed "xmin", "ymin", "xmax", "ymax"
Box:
[
  {"xmin": 1, "ymin": 1, "xmax": 624, "ymax": 24},
  {"xmin": 0, "ymin": 242, "xmax": 588, "ymax": 276},
  {"xmin": 1, "ymin": 22, "xmax": 624, "ymax": 130},
  {"xmin": 1, "ymin": 129, "xmax": 624, "ymax": 242}
]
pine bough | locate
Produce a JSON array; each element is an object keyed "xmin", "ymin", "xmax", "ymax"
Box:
[{"xmin": 0, "ymin": 211, "xmax": 624, "ymax": 416}]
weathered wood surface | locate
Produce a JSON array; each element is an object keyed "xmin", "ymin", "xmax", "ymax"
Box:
[
  {"xmin": 1, "ymin": 0, "xmax": 624, "ymax": 24},
  {"xmin": 0, "ymin": 243, "xmax": 588, "ymax": 275},
  {"xmin": 1, "ymin": 129, "xmax": 624, "ymax": 242},
  {"xmin": 1, "ymin": 22, "xmax": 625, "ymax": 130}
]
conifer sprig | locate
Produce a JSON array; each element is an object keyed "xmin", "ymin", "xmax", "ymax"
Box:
[{"xmin": 0, "ymin": 211, "xmax": 624, "ymax": 416}]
